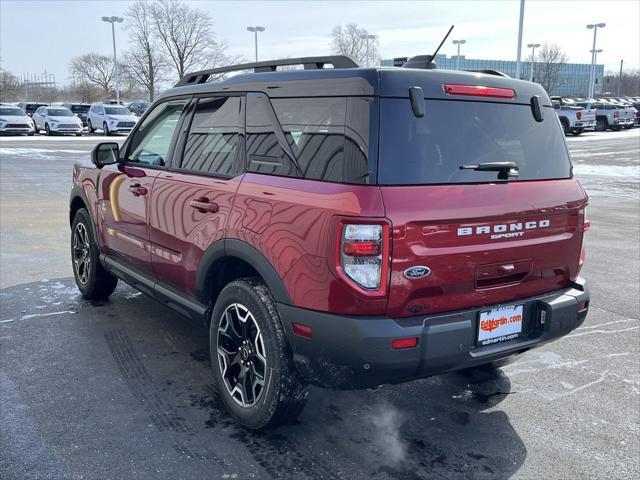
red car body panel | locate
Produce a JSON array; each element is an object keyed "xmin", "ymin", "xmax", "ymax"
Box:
[
  {"xmin": 381, "ymin": 179, "xmax": 588, "ymax": 318},
  {"xmin": 148, "ymin": 170, "xmax": 242, "ymax": 297},
  {"xmin": 230, "ymin": 173, "xmax": 388, "ymax": 315}
]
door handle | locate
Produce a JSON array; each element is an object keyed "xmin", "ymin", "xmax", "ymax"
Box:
[
  {"xmin": 128, "ymin": 183, "xmax": 148, "ymax": 196},
  {"xmin": 189, "ymin": 197, "xmax": 219, "ymax": 213}
]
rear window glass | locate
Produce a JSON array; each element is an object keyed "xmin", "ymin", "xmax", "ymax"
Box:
[
  {"xmin": 378, "ymin": 99, "xmax": 571, "ymax": 185},
  {"xmin": 70, "ymin": 105, "xmax": 90, "ymax": 113}
]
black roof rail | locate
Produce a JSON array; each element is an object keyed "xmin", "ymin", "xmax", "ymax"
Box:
[
  {"xmin": 175, "ymin": 55, "xmax": 359, "ymax": 87},
  {"xmin": 465, "ymin": 69, "xmax": 510, "ymax": 78}
]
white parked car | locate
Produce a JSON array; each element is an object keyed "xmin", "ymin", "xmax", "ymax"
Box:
[
  {"xmin": 33, "ymin": 106, "xmax": 83, "ymax": 136},
  {"xmin": 0, "ymin": 105, "xmax": 35, "ymax": 135},
  {"xmin": 87, "ymin": 103, "xmax": 138, "ymax": 135}
]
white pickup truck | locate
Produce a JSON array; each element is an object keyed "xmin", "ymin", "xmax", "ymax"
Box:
[{"xmin": 551, "ymin": 96, "xmax": 596, "ymax": 136}]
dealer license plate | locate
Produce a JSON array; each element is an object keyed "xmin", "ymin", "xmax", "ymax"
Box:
[{"xmin": 477, "ymin": 304, "xmax": 523, "ymax": 346}]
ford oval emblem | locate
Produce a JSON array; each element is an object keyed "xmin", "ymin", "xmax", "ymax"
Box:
[{"xmin": 404, "ymin": 266, "xmax": 431, "ymax": 279}]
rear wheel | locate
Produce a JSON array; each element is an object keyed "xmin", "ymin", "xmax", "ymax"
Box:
[
  {"xmin": 571, "ymin": 128, "xmax": 584, "ymax": 136},
  {"xmin": 210, "ymin": 279, "xmax": 309, "ymax": 430},
  {"xmin": 560, "ymin": 119, "xmax": 570, "ymax": 135},
  {"xmin": 71, "ymin": 208, "xmax": 118, "ymax": 300},
  {"xmin": 595, "ymin": 118, "xmax": 607, "ymax": 132},
  {"xmin": 610, "ymin": 125, "xmax": 621, "ymax": 131}
]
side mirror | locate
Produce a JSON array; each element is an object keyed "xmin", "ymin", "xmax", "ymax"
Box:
[{"xmin": 91, "ymin": 142, "xmax": 119, "ymax": 168}]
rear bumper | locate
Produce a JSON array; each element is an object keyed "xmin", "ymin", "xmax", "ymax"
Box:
[
  {"xmin": 278, "ymin": 278, "xmax": 589, "ymax": 389},
  {"xmin": 573, "ymin": 120, "xmax": 595, "ymax": 129}
]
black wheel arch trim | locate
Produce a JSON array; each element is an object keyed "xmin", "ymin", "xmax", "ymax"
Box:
[
  {"xmin": 69, "ymin": 185, "xmax": 101, "ymax": 249},
  {"xmin": 195, "ymin": 239, "xmax": 293, "ymax": 306}
]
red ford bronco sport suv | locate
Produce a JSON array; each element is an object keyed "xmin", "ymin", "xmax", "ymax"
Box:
[{"xmin": 70, "ymin": 55, "xmax": 590, "ymax": 429}]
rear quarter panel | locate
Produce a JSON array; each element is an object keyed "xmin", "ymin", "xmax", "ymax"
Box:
[{"xmin": 230, "ymin": 174, "xmax": 387, "ymax": 314}]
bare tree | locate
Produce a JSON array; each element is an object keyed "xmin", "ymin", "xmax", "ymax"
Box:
[
  {"xmin": 69, "ymin": 53, "xmax": 115, "ymax": 94},
  {"xmin": 330, "ymin": 24, "xmax": 378, "ymax": 66},
  {"xmin": 603, "ymin": 68, "xmax": 640, "ymax": 96},
  {"xmin": 531, "ymin": 43, "xmax": 568, "ymax": 95},
  {"xmin": 0, "ymin": 68, "xmax": 21, "ymax": 102},
  {"xmin": 150, "ymin": 0, "xmax": 234, "ymax": 82},
  {"xmin": 123, "ymin": 0, "xmax": 167, "ymax": 101}
]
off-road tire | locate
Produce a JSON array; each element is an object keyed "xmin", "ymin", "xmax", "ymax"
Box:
[
  {"xmin": 210, "ymin": 278, "xmax": 309, "ymax": 430},
  {"xmin": 71, "ymin": 208, "xmax": 118, "ymax": 300}
]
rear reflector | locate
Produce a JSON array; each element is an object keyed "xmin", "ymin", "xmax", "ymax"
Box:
[
  {"xmin": 444, "ymin": 84, "xmax": 516, "ymax": 99},
  {"xmin": 292, "ymin": 323, "xmax": 313, "ymax": 338},
  {"xmin": 583, "ymin": 219, "xmax": 591, "ymax": 231},
  {"xmin": 578, "ymin": 301, "xmax": 588, "ymax": 311},
  {"xmin": 391, "ymin": 337, "xmax": 418, "ymax": 349}
]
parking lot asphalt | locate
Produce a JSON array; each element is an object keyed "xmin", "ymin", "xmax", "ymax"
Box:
[{"xmin": 1, "ymin": 129, "xmax": 639, "ymax": 480}]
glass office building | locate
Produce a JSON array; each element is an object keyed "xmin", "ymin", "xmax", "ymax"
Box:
[{"xmin": 381, "ymin": 55, "xmax": 604, "ymax": 96}]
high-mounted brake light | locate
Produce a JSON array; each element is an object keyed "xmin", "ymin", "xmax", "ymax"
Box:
[{"xmin": 444, "ymin": 84, "xmax": 516, "ymax": 99}]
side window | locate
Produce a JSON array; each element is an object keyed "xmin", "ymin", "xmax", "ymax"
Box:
[
  {"xmin": 127, "ymin": 100, "xmax": 187, "ymax": 166},
  {"xmin": 271, "ymin": 97, "xmax": 371, "ymax": 184},
  {"xmin": 246, "ymin": 93, "xmax": 299, "ymax": 177},
  {"xmin": 181, "ymin": 96, "xmax": 242, "ymax": 176}
]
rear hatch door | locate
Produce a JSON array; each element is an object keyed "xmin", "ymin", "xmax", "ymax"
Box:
[{"xmin": 376, "ymin": 77, "xmax": 587, "ymax": 318}]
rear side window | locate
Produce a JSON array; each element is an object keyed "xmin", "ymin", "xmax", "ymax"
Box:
[
  {"xmin": 181, "ymin": 96, "xmax": 242, "ymax": 177},
  {"xmin": 271, "ymin": 97, "xmax": 371, "ymax": 183},
  {"xmin": 246, "ymin": 93, "xmax": 299, "ymax": 178},
  {"xmin": 378, "ymin": 99, "xmax": 571, "ymax": 185}
]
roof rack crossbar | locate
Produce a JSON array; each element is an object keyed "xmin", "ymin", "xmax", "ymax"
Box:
[{"xmin": 175, "ymin": 55, "xmax": 359, "ymax": 87}]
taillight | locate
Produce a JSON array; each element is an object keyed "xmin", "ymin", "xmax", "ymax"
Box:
[
  {"xmin": 444, "ymin": 84, "xmax": 516, "ymax": 99},
  {"xmin": 340, "ymin": 223, "xmax": 386, "ymax": 290},
  {"xmin": 614, "ymin": 111, "xmax": 619, "ymax": 118},
  {"xmin": 576, "ymin": 111, "xmax": 582, "ymax": 120}
]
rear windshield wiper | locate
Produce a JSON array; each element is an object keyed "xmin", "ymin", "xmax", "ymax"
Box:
[{"xmin": 459, "ymin": 161, "xmax": 519, "ymax": 179}]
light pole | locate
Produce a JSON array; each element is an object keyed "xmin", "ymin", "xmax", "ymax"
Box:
[
  {"xmin": 591, "ymin": 48, "xmax": 603, "ymax": 96},
  {"xmin": 360, "ymin": 34, "xmax": 376, "ymax": 67},
  {"xmin": 586, "ymin": 23, "xmax": 605, "ymax": 98},
  {"xmin": 452, "ymin": 39, "xmax": 466, "ymax": 70},
  {"xmin": 515, "ymin": 0, "xmax": 525, "ymax": 79},
  {"xmin": 246, "ymin": 26, "xmax": 265, "ymax": 62},
  {"xmin": 101, "ymin": 16, "xmax": 124, "ymax": 104},
  {"xmin": 527, "ymin": 43, "xmax": 540, "ymax": 81}
]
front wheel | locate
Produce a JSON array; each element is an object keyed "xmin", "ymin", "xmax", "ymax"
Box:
[
  {"xmin": 103, "ymin": 122, "xmax": 110, "ymax": 136},
  {"xmin": 87, "ymin": 119, "xmax": 95, "ymax": 133},
  {"xmin": 210, "ymin": 279, "xmax": 309, "ymax": 430},
  {"xmin": 45, "ymin": 123, "xmax": 53, "ymax": 136},
  {"xmin": 71, "ymin": 208, "xmax": 118, "ymax": 300}
]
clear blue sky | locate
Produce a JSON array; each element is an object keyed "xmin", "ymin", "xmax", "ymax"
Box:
[{"xmin": 1, "ymin": 0, "xmax": 638, "ymax": 85}]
